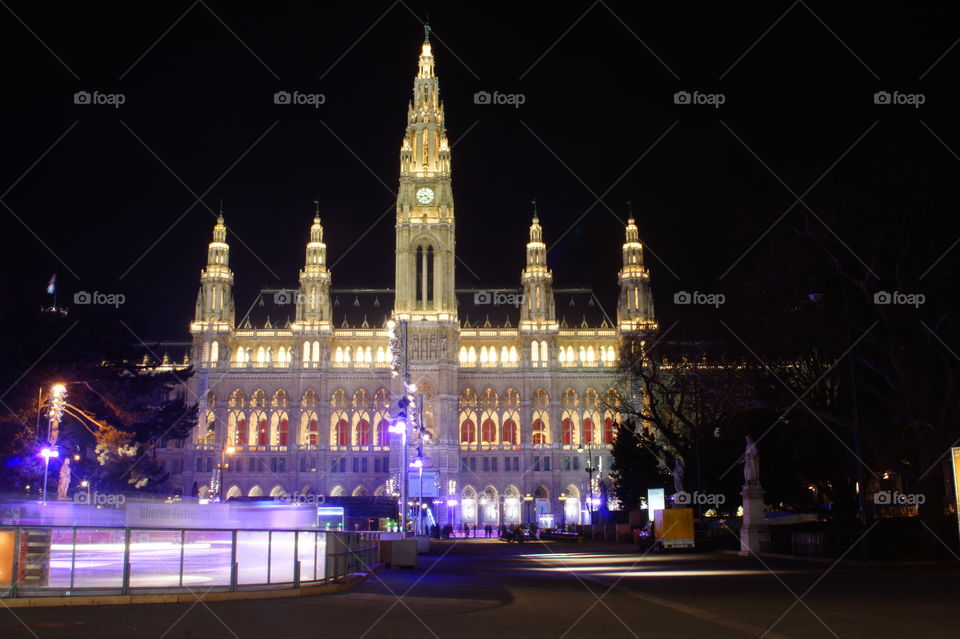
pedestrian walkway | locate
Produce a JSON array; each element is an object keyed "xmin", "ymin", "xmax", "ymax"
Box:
[{"xmin": 2, "ymin": 539, "xmax": 957, "ymax": 638}]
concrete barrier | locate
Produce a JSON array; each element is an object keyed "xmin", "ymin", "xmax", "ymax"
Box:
[{"xmin": 380, "ymin": 540, "xmax": 417, "ymax": 569}]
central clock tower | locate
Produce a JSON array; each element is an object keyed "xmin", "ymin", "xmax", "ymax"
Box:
[{"xmin": 395, "ymin": 27, "xmax": 456, "ymax": 318}]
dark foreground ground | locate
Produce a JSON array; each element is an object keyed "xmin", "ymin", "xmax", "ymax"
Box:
[{"xmin": 2, "ymin": 539, "xmax": 957, "ymax": 638}]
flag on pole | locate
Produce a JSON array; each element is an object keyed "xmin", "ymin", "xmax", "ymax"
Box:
[{"xmin": 46, "ymin": 273, "xmax": 56, "ymax": 295}]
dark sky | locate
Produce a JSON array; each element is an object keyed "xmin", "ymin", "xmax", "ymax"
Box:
[{"xmin": 2, "ymin": 2, "xmax": 959, "ymax": 343}]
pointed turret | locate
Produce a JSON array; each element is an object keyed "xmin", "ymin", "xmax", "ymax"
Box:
[
  {"xmin": 296, "ymin": 206, "xmax": 332, "ymax": 326},
  {"xmin": 520, "ymin": 201, "xmax": 555, "ymax": 326},
  {"xmin": 395, "ymin": 28, "xmax": 456, "ymax": 318},
  {"xmin": 617, "ymin": 208, "xmax": 655, "ymax": 330},
  {"xmin": 194, "ymin": 212, "xmax": 235, "ymax": 325}
]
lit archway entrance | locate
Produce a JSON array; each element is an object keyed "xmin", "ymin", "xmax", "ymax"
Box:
[
  {"xmin": 534, "ymin": 485, "xmax": 554, "ymax": 529},
  {"xmin": 461, "ymin": 486, "xmax": 477, "ymax": 525},
  {"xmin": 564, "ymin": 485, "xmax": 581, "ymax": 525},
  {"xmin": 503, "ymin": 486, "xmax": 521, "ymax": 524},
  {"xmin": 480, "ymin": 486, "xmax": 499, "ymax": 525}
]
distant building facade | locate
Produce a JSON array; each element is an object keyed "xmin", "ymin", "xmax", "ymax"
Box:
[{"xmin": 160, "ymin": 33, "xmax": 656, "ymax": 528}]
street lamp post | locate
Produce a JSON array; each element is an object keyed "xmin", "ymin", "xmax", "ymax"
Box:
[
  {"xmin": 388, "ymin": 319, "xmax": 417, "ymax": 539},
  {"xmin": 41, "ymin": 384, "xmax": 67, "ymax": 503},
  {"xmin": 212, "ymin": 446, "xmax": 236, "ymax": 501},
  {"xmin": 579, "ymin": 445, "xmax": 595, "ymax": 524},
  {"xmin": 418, "ymin": 459, "xmax": 424, "ymax": 534}
]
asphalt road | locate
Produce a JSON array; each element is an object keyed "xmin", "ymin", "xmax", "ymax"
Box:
[{"xmin": 2, "ymin": 538, "xmax": 957, "ymax": 638}]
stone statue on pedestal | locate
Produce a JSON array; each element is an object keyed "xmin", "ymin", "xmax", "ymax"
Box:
[
  {"xmin": 744, "ymin": 434, "xmax": 760, "ymax": 485},
  {"xmin": 740, "ymin": 434, "xmax": 768, "ymax": 555},
  {"xmin": 673, "ymin": 458, "xmax": 685, "ymax": 495},
  {"xmin": 57, "ymin": 458, "xmax": 71, "ymax": 499}
]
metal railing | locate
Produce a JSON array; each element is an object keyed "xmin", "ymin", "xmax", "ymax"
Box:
[{"xmin": 0, "ymin": 525, "xmax": 379, "ymax": 598}]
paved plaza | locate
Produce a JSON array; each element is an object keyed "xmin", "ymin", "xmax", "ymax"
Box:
[{"xmin": 2, "ymin": 539, "xmax": 957, "ymax": 638}]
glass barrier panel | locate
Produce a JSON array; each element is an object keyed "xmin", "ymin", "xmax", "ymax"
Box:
[
  {"xmin": 297, "ymin": 532, "xmax": 317, "ymax": 582},
  {"xmin": 317, "ymin": 532, "xmax": 328, "ymax": 581},
  {"xmin": 70, "ymin": 528, "xmax": 125, "ymax": 589},
  {"xmin": 269, "ymin": 531, "xmax": 295, "ymax": 583},
  {"xmin": 1, "ymin": 527, "xmax": 368, "ymax": 596},
  {"xmin": 0, "ymin": 529, "xmax": 14, "ymax": 589},
  {"xmin": 183, "ymin": 530, "xmax": 232, "ymax": 587},
  {"xmin": 15, "ymin": 528, "xmax": 53, "ymax": 589},
  {"xmin": 129, "ymin": 529, "xmax": 183, "ymax": 588},
  {"xmin": 48, "ymin": 528, "xmax": 74, "ymax": 588},
  {"xmin": 236, "ymin": 531, "xmax": 269, "ymax": 585}
]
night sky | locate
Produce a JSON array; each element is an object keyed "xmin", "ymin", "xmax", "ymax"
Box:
[{"xmin": 2, "ymin": 2, "xmax": 959, "ymax": 343}]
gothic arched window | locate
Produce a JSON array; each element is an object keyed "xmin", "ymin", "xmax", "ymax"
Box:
[
  {"xmin": 234, "ymin": 416, "xmax": 247, "ymax": 447},
  {"xmin": 256, "ymin": 414, "xmax": 268, "ymax": 446},
  {"xmin": 481, "ymin": 419, "xmax": 496, "ymax": 444},
  {"xmin": 582, "ymin": 418, "xmax": 594, "ymax": 444},
  {"xmin": 356, "ymin": 419, "xmax": 371, "ymax": 447},
  {"xmin": 604, "ymin": 417, "xmax": 616, "ymax": 444},
  {"xmin": 376, "ymin": 418, "xmax": 388, "ymax": 447},
  {"xmin": 502, "ymin": 419, "xmax": 518, "ymax": 445},
  {"xmin": 426, "ymin": 246, "xmax": 434, "ymax": 304},
  {"xmin": 532, "ymin": 388, "xmax": 550, "ymax": 445},
  {"xmin": 532, "ymin": 418, "xmax": 546, "ymax": 445},
  {"xmin": 416, "ymin": 246, "xmax": 424, "ymax": 304},
  {"xmin": 460, "ymin": 419, "xmax": 476, "ymax": 444},
  {"xmin": 459, "ymin": 388, "xmax": 479, "ymax": 449},
  {"xmin": 335, "ymin": 419, "xmax": 349, "ymax": 447}
]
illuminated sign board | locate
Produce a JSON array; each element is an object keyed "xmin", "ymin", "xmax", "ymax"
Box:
[
  {"xmin": 648, "ymin": 488, "xmax": 665, "ymax": 514},
  {"xmin": 407, "ymin": 470, "xmax": 440, "ymax": 497}
]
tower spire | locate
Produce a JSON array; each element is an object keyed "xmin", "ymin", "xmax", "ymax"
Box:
[
  {"xmin": 194, "ymin": 214, "xmax": 234, "ymax": 325},
  {"xmin": 298, "ymin": 207, "xmax": 332, "ymax": 326},
  {"xmin": 395, "ymin": 32, "xmax": 456, "ymax": 318},
  {"xmin": 617, "ymin": 210, "xmax": 654, "ymax": 331},
  {"xmin": 520, "ymin": 208, "xmax": 554, "ymax": 326}
]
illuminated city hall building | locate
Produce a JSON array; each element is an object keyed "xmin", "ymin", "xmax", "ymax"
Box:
[{"xmin": 168, "ymin": 33, "xmax": 656, "ymax": 528}]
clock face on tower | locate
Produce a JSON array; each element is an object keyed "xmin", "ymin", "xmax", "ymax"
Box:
[{"xmin": 416, "ymin": 187, "xmax": 435, "ymax": 205}]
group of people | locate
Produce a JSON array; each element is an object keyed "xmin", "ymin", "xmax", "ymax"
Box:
[{"xmin": 431, "ymin": 523, "xmax": 539, "ymax": 539}]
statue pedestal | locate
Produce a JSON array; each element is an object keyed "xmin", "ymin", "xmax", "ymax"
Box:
[{"xmin": 739, "ymin": 484, "xmax": 768, "ymax": 556}]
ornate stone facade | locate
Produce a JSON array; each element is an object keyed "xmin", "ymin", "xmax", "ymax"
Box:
[{"xmin": 165, "ymin": 33, "xmax": 657, "ymax": 528}]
